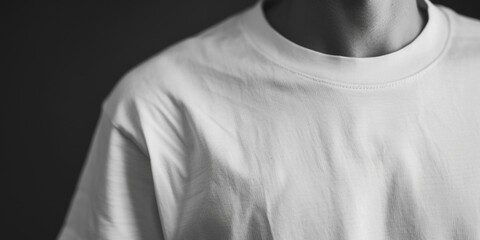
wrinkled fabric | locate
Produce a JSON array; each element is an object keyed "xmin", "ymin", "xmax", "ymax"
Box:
[{"xmin": 57, "ymin": 0, "xmax": 480, "ymax": 239}]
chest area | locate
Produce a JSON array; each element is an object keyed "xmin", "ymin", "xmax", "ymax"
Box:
[{"xmin": 178, "ymin": 86, "xmax": 480, "ymax": 239}]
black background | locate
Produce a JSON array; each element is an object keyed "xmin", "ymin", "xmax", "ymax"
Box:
[{"xmin": 3, "ymin": 0, "xmax": 478, "ymax": 239}]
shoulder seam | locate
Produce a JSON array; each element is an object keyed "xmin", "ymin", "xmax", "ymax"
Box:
[{"xmin": 100, "ymin": 104, "xmax": 151, "ymax": 159}]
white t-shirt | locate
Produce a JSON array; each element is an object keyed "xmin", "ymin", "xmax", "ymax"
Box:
[{"xmin": 57, "ymin": 0, "xmax": 480, "ymax": 239}]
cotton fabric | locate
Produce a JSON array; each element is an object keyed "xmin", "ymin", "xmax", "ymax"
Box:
[{"xmin": 57, "ymin": 0, "xmax": 480, "ymax": 239}]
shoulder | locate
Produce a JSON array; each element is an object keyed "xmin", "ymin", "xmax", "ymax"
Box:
[
  {"xmin": 438, "ymin": 5, "xmax": 480, "ymax": 42},
  {"xmin": 101, "ymin": 6, "xmax": 253, "ymax": 120},
  {"xmin": 435, "ymin": 5, "xmax": 480, "ymax": 64}
]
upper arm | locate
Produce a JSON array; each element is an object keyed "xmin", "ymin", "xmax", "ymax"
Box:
[{"xmin": 57, "ymin": 108, "xmax": 166, "ymax": 240}]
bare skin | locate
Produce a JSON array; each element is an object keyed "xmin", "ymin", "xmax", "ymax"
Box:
[{"xmin": 263, "ymin": 0, "xmax": 427, "ymax": 57}]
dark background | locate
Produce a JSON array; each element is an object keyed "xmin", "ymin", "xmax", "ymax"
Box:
[{"xmin": 3, "ymin": 0, "xmax": 478, "ymax": 239}]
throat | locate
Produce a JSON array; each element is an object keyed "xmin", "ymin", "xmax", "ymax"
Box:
[{"xmin": 264, "ymin": 0, "xmax": 427, "ymax": 57}]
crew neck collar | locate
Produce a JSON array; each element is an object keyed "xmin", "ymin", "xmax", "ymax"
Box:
[{"xmin": 240, "ymin": 0, "xmax": 451, "ymax": 88}]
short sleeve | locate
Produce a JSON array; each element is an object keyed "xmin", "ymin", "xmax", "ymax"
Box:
[
  {"xmin": 56, "ymin": 107, "xmax": 166, "ymax": 240},
  {"xmin": 57, "ymin": 50, "xmax": 195, "ymax": 240}
]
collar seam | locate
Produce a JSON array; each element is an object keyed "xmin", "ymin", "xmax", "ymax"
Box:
[{"xmin": 238, "ymin": 0, "xmax": 452, "ymax": 91}]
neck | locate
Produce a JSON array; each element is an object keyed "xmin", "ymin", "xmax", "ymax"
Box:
[{"xmin": 264, "ymin": 0, "xmax": 427, "ymax": 57}]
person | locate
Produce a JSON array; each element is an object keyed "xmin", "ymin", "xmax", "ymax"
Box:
[{"xmin": 57, "ymin": 0, "xmax": 480, "ymax": 239}]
